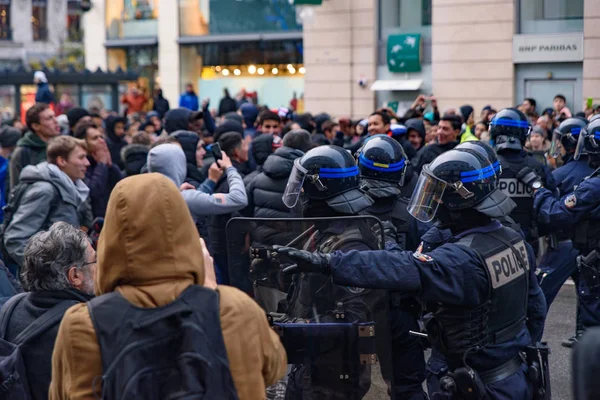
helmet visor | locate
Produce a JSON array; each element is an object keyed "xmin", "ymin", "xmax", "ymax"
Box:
[
  {"xmin": 550, "ymin": 129, "xmax": 562, "ymax": 159},
  {"xmin": 282, "ymin": 159, "xmax": 308, "ymax": 208},
  {"xmin": 574, "ymin": 129, "xmax": 586, "ymax": 160},
  {"xmin": 407, "ymin": 166, "xmax": 447, "ymax": 223}
]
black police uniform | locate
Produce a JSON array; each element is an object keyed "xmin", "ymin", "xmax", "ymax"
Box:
[
  {"xmin": 490, "ymin": 108, "xmax": 556, "ymax": 244},
  {"xmin": 281, "ymin": 145, "xmax": 383, "ymax": 400},
  {"xmin": 278, "ymin": 150, "xmax": 548, "ymax": 400},
  {"xmin": 356, "ymin": 135, "xmax": 426, "ymax": 400}
]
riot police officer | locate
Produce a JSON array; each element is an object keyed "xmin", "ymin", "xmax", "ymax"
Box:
[
  {"xmin": 489, "ymin": 108, "xmax": 556, "ymax": 245},
  {"xmin": 527, "ymin": 118, "xmax": 600, "ymax": 332},
  {"xmin": 277, "ymin": 149, "xmax": 547, "ymax": 400},
  {"xmin": 356, "ymin": 134, "xmax": 427, "ymax": 399},
  {"xmin": 280, "ymin": 145, "xmax": 383, "ymax": 399},
  {"xmin": 542, "ymin": 117, "xmax": 591, "ymax": 347}
]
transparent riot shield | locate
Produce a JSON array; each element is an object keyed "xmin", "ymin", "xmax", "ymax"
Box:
[{"xmin": 226, "ymin": 216, "xmax": 394, "ymax": 400}]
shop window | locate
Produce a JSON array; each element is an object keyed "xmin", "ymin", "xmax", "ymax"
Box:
[
  {"xmin": 83, "ymin": 85, "xmax": 113, "ymax": 111},
  {"xmin": 0, "ymin": 85, "xmax": 15, "ymax": 119},
  {"xmin": 32, "ymin": 0, "xmax": 48, "ymax": 41},
  {"xmin": 519, "ymin": 0, "xmax": 583, "ymax": 34},
  {"xmin": 179, "ymin": 0, "xmax": 301, "ymax": 36},
  {"xmin": 0, "ymin": 0, "xmax": 11, "ymax": 41},
  {"xmin": 379, "ymin": 0, "xmax": 432, "ymax": 39},
  {"xmin": 106, "ymin": 0, "xmax": 158, "ymax": 40},
  {"xmin": 67, "ymin": 0, "xmax": 83, "ymax": 42}
]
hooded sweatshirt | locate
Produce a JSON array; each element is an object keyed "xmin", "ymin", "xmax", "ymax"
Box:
[
  {"xmin": 104, "ymin": 116, "xmax": 127, "ymax": 170},
  {"xmin": 147, "ymin": 144, "xmax": 248, "ymax": 221},
  {"xmin": 9, "ymin": 131, "xmax": 48, "ymax": 190},
  {"xmin": 49, "ymin": 173, "xmax": 286, "ymax": 400},
  {"xmin": 4, "ymin": 162, "xmax": 89, "ymax": 266}
]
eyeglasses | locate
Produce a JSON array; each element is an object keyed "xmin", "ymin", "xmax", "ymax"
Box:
[{"xmin": 81, "ymin": 259, "xmax": 97, "ymax": 268}]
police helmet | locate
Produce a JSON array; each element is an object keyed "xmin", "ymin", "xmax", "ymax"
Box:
[
  {"xmin": 408, "ymin": 149, "xmax": 514, "ymax": 222},
  {"xmin": 356, "ymin": 134, "xmax": 407, "ymax": 185},
  {"xmin": 455, "ymin": 141, "xmax": 502, "ymax": 181},
  {"xmin": 282, "ymin": 145, "xmax": 373, "ymax": 214},
  {"xmin": 550, "ymin": 117, "xmax": 588, "ymax": 158},
  {"xmin": 575, "ymin": 119, "xmax": 600, "ymax": 160},
  {"xmin": 489, "ymin": 108, "xmax": 531, "ymax": 151}
]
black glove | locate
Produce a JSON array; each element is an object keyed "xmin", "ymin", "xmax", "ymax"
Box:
[
  {"xmin": 516, "ymin": 167, "xmax": 543, "ymax": 190},
  {"xmin": 273, "ymin": 246, "xmax": 332, "ymax": 275}
]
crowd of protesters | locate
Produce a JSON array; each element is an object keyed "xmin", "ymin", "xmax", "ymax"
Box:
[{"xmin": 0, "ymin": 76, "xmax": 597, "ymax": 399}]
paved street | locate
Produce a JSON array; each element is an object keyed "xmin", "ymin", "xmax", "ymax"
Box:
[{"xmin": 543, "ymin": 283, "xmax": 578, "ymax": 400}]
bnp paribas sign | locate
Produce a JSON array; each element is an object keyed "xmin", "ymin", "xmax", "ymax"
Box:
[{"xmin": 513, "ymin": 33, "xmax": 584, "ymax": 64}]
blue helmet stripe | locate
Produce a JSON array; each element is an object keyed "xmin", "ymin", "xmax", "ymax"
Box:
[
  {"xmin": 460, "ymin": 165, "xmax": 495, "ymax": 177},
  {"xmin": 571, "ymin": 127, "xmax": 582, "ymax": 135},
  {"xmin": 492, "ymin": 160, "xmax": 501, "ymax": 173},
  {"xmin": 319, "ymin": 165, "xmax": 359, "ymax": 178},
  {"xmin": 594, "ymin": 132, "xmax": 600, "ymax": 140},
  {"xmin": 358, "ymin": 154, "xmax": 405, "ymax": 172},
  {"xmin": 490, "ymin": 118, "xmax": 530, "ymax": 129},
  {"xmin": 460, "ymin": 168, "xmax": 495, "ymax": 183}
]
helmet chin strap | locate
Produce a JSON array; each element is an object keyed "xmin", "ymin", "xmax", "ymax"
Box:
[{"xmin": 436, "ymin": 206, "xmax": 492, "ymax": 234}]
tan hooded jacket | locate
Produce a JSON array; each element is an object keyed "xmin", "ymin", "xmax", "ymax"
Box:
[{"xmin": 49, "ymin": 173, "xmax": 286, "ymax": 400}]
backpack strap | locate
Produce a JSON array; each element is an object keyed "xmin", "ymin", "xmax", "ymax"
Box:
[
  {"xmin": 0, "ymin": 292, "xmax": 28, "ymax": 339},
  {"xmin": 12, "ymin": 300, "xmax": 79, "ymax": 345}
]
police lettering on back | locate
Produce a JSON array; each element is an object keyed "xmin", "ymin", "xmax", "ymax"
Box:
[
  {"xmin": 485, "ymin": 240, "xmax": 530, "ymax": 289},
  {"xmin": 498, "ymin": 178, "xmax": 533, "ymax": 198}
]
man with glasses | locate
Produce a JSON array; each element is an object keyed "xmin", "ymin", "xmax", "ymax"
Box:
[{"xmin": 0, "ymin": 222, "xmax": 96, "ymax": 400}]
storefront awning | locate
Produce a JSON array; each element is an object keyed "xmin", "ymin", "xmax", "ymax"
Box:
[{"xmin": 371, "ymin": 79, "xmax": 423, "ymax": 91}]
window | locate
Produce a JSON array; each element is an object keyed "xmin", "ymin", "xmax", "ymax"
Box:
[
  {"xmin": 67, "ymin": 0, "xmax": 83, "ymax": 42},
  {"xmin": 0, "ymin": 0, "xmax": 11, "ymax": 40},
  {"xmin": 379, "ymin": 0, "xmax": 432, "ymax": 39},
  {"xmin": 32, "ymin": 0, "xmax": 48, "ymax": 41},
  {"xmin": 106, "ymin": 0, "xmax": 158, "ymax": 39},
  {"xmin": 179, "ymin": 0, "xmax": 301, "ymax": 37},
  {"xmin": 519, "ymin": 0, "xmax": 583, "ymax": 34}
]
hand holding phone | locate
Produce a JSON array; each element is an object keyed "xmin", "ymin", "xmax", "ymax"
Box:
[{"xmin": 210, "ymin": 142, "xmax": 223, "ymax": 161}]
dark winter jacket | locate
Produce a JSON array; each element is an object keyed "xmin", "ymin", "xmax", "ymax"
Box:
[
  {"xmin": 9, "ymin": 131, "xmax": 48, "ymax": 190},
  {"xmin": 104, "ymin": 115, "xmax": 128, "ymax": 170},
  {"xmin": 219, "ymin": 95, "xmax": 238, "ymax": 117},
  {"xmin": 152, "ymin": 93, "xmax": 170, "ymax": 118},
  {"xmin": 83, "ymin": 156, "xmax": 122, "ymax": 218},
  {"xmin": 35, "ymin": 82, "xmax": 54, "ymax": 104},
  {"xmin": 246, "ymin": 146, "xmax": 303, "ymax": 243},
  {"xmin": 1, "ymin": 289, "xmax": 92, "ymax": 400},
  {"xmin": 413, "ymin": 140, "xmax": 459, "ymax": 173},
  {"xmin": 208, "ymin": 160, "xmax": 251, "ymax": 258},
  {"xmin": 120, "ymin": 144, "xmax": 149, "ymax": 177}
]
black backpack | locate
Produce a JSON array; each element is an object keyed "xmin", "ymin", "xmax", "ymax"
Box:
[
  {"xmin": 0, "ymin": 293, "xmax": 77, "ymax": 399},
  {"xmin": 0, "ymin": 178, "xmax": 59, "ymax": 267},
  {"xmin": 87, "ymin": 284, "xmax": 239, "ymax": 400}
]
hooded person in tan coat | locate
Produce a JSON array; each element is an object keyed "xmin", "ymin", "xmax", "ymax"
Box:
[{"xmin": 49, "ymin": 173, "xmax": 287, "ymax": 400}]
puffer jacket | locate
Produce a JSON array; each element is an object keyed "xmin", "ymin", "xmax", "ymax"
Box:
[
  {"xmin": 48, "ymin": 173, "xmax": 286, "ymax": 400},
  {"xmin": 4, "ymin": 162, "xmax": 89, "ymax": 267},
  {"xmin": 246, "ymin": 146, "xmax": 303, "ymax": 245}
]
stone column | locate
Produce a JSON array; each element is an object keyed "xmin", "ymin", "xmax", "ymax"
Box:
[
  {"xmin": 302, "ymin": 0, "xmax": 376, "ymax": 118},
  {"xmin": 83, "ymin": 0, "xmax": 108, "ymax": 70},
  {"xmin": 583, "ymin": 0, "xmax": 600, "ymax": 106},
  {"xmin": 157, "ymin": 0, "xmax": 180, "ymax": 108},
  {"xmin": 431, "ymin": 0, "xmax": 515, "ymax": 113}
]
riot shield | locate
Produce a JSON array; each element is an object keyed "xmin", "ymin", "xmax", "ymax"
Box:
[{"xmin": 226, "ymin": 216, "xmax": 393, "ymax": 399}]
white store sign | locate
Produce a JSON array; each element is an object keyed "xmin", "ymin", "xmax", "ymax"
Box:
[{"xmin": 513, "ymin": 34, "xmax": 584, "ymax": 63}]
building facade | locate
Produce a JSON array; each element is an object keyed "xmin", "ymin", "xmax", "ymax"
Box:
[
  {"xmin": 0, "ymin": 0, "xmax": 85, "ymax": 117},
  {"xmin": 85, "ymin": 0, "xmax": 305, "ymax": 112},
  {"xmin": 304, "ymin": 0, "xmax": 598, "ymax": 118}
]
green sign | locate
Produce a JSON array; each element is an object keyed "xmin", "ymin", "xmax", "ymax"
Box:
[
  {"xmin": 387, "ymin": 34, "xmax": 422, "ymax": 73},
  {"xmin": 294, "ymin": 0, "xmax": 323, "ymax": 4}
]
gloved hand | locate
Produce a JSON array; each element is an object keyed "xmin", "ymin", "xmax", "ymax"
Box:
[
  {"xmin": 516, "ymin": 167, "xmax": 543, "ymax": 190},
  {"xmin": 273, "ymin": 246, "xmax": 332, "ymax": 275}
]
